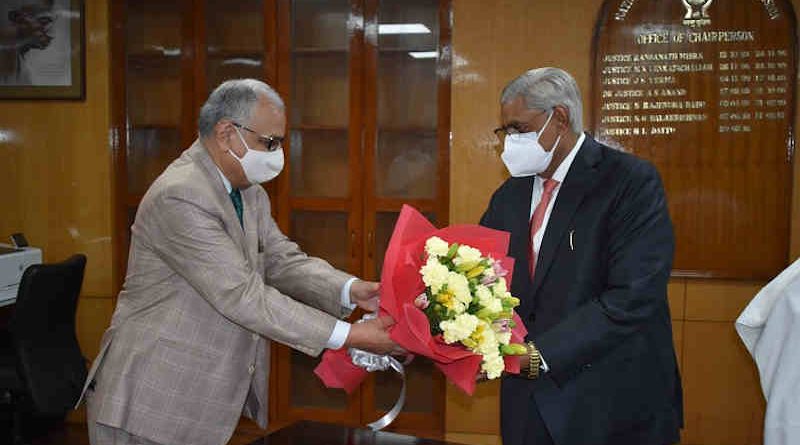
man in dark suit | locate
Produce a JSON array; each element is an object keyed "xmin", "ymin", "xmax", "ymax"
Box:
[{"xmin": 480, "ymin": 67, "xmax": 682, "ymax": 445}]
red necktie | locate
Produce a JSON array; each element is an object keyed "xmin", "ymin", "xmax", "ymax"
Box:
[{"xmin": 529, "ymin": 178, "xmax": 559, "ymax": 278}]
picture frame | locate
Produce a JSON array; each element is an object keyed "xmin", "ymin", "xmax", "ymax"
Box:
[{"xmin": 0, "ymin": 0, "xmax": 85, "ymax": 100}]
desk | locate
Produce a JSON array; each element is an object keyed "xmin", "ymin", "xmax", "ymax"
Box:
[{"xmin": 245, "ymin": 422, "xmax": 460, "ymax": 445}]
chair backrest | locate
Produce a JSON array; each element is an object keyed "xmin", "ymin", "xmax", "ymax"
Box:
[{"xmin": 9, "ymin": 254, "xmax": 88, "ymax": 416}]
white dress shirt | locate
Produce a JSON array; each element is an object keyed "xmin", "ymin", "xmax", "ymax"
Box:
[
  {"xmin": 736, "ymin": 258, "xmax": 800, "ymax": 445},
  {"xmin": 529, "ymin": 132, "xmax": 585, "ymax": 253},
  {"xmin": 528, "ymin": 132, "xmax": 585, "ymax": 372},
  {"xmin": 217, "ymin": 169, "xmax": 355, "ymax": 349}
]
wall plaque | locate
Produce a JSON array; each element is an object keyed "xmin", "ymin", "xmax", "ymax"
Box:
[{"xmin": 591, "ymin": 0, "xmax": 797, "ymax": 279}]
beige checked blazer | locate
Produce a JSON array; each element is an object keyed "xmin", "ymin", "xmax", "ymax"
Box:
[{"xmin": 78, "ymin": 141, "xmax": 353, "ymax": 445}]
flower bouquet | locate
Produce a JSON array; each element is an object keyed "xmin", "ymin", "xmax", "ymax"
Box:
[{"xmin": 314, "ymin": 205, "xmax": 528, "ymax": 396}]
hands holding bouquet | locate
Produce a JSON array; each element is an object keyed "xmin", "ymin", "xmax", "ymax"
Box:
[{"xmin": 315, "ymin": 205, "xmax": 528, "ymax": 397}]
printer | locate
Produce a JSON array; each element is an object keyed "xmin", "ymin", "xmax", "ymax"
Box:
[{"xmin": 0, "ymin": 245, "xmax": 42, "ymax": 307}]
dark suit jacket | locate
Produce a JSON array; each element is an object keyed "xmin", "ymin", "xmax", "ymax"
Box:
[{"xmin": 480, "ymin": 134, "xmax": 683, "ymax": 445}]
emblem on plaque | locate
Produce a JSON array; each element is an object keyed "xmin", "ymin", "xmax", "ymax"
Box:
[{"xmin": 681, "ymin": 0, "xmax": 713, "ymax": 27}]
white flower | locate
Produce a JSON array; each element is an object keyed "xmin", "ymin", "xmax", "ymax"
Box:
[
  {"xmin": 425, "ymin": 236, "xmax": 450, "ymax": 257},
  {"xmin": 450, "ymin": 300, "xmax": 467, "ymax": 315},
  {"xmin": 475, "ymin": 285, "xmax": 493, "ymax": 306},
  {"xmin": 447, "ymin": 272, "xmax": 472, "ymax": 305},
  {"xmin": 454, "ymin": 244, "xmax": 482, "ymax": 265},
  {"xmin": 485, "ymin": 297, "xmax": 503, "ymax": 314},
  {"xmin": 491, "ymin": 278, "xmax": 507, "ymax": 296},
  {"xmin": 420, "ymin": 258, "xmax": 449, "ymax": 294},
  {"xmin": 440, "ymin": 313, "xmax": 480, "ymax": 344},
  {"xmin": 482, "ymin": 353, "xmax": 505, "ymax": 379},
  {"xmin": 496, "ymin": 331, "xmax": 512, "ymax": 345},
  {"xmin": 475, "ymin": 323, "xmax": 500, "ymax": 355}
]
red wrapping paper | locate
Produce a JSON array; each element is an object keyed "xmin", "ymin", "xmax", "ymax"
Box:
[{"xmin": 315, "ymin": 205, "xmax": 528, "ymax": 395}]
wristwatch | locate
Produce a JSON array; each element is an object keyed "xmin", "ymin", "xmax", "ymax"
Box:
[{"xmin": 526, "ymin": 341, "xmax": 541, "ymax": 380}]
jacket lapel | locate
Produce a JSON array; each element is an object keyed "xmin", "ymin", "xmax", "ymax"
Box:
[
  {"xmin": 531, "ymin": 135, "xmax": 603, "ymax": 296},
  {"xmin": 191, "ymin": 140, "xmax": 248, "ymax": 252},
  {"xmin": 510, "ymin": 177, "xmax": 536, "ymax": 265},
  {"xmin": 241, "ymin": 187, "xmax": 260, "ymax": 269}
]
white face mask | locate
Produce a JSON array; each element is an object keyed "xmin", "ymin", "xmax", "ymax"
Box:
[
  {"xmin": 230, "ymin": 126, "xmax": 285, "ymax": 184},
  {"xmin": 500, "ymin": 111, "xmax": 562, "ymax": 177}
]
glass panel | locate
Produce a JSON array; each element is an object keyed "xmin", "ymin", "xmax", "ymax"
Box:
[
  {"xmin": 375, "ymin": 211, "xmax": 437, "ymax": 412},
  {"xmin": 290, "ymin": 350, "xmax": 348, "ymax": 409},
  {"xmin": 376, "ymin": 0, "xmax": 439, "ymax": 199},
  {"xmin": 290, "ymin": 211, "xmax": 349, "ymax": 272},
  {"xmin": 292, "ymin": 0, "xmax": 350, "ymax": 50},
  {"xmin": 126, "ymin": 49, "xmax": 182, "ymax": 127},
  {"xmin": 127, "ymin": 1, "xmax": 182, "ymax": 55},
  {"xmin": 290, "ymin": 129, "xmax": 349, "ymax": 197},
  {"xmin": 376, "ymin": 130, "xmax": 437, "ymax": 198},
  {"xmin": 290, "ymin": 0, "xmax": 351, "ymax": 198},
  {"xmin": 206, "ymin": 0, "xmax": 265, "ymax": 92},
  {"xmin": 127, "ymin": 127, "xmax": 180, "ymax": 197},
  {"xmin": 289, "ymin": 210, "xmax": 350, "ymax": 409},
  {"xmin": 291, "ymin": 53, "xmax": 350, "ymax": 128},
  {"xmin": 206, "ymin": 58, "xmax": 264, "ymax": 93},
  {"xmin": 126, "ymin": 0, "xmax": 184, "ymax": 198},
  {"xmin": 377, "ymin": 55, "xmax": 437, "ymax": 129}
]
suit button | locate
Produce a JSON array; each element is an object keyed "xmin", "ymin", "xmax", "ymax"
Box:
[
  {"xmin": 248, "ymin": 364, "xmax": 255, "ymax": 374},
  {"xmin": 252, "ymin": 333, "xmax": 259, "ymax": 341}
]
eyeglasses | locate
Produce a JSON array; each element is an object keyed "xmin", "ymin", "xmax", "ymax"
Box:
[
  {"xmin": 492, "ymin": 110, "xmax": 549, "ymax": 141},
  {"xmin": 232, "ymin": 122, "xmax": 284, "ymax": 152}
]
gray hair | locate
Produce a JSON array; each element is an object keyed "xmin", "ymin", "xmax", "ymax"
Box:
[
  {"xmin": 198, "ymin": 79, "xmax": 285, "ymax": 138},
  {"xmin": 500, "ymin": 67, "xmax": 583, "ymax": 134}
]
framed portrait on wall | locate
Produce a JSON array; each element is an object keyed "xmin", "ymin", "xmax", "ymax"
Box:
[{"xmin": 0, "ymin": 0, "xmax": 84, "ymax": 100}]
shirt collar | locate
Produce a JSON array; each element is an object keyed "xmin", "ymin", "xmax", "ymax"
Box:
[
  {"xmin": 550, "ymin": 132, "xmax": 585, "ymax": 184},
  {"xmin": 216, "ymin": 166, "xmax": 233, "ymax": 194}
]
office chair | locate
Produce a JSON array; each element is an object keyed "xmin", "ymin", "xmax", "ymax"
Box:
[{"xmin": 0, "ymin": 254, "xmax": 88, "ymax": 445}]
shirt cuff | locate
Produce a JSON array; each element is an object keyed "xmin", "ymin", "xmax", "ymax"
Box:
[
  {"xmin": 540, "ymin": 354, "xmax": 550, "ymax": 373},
  {"xmin": 326, "ymin": 320, "xmax": 351, "ymax": 350},
  {"xmin": 340, "ymin": 277, "xmax": 358, "ymax": 310}
]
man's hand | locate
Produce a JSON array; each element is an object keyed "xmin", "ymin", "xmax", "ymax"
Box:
[
  {"xmin": 344, "ymin": 316, "xmax": 405, "ymax": 355},
  {"xmin": 350, "ymin": 280, "xmax": 380, "ymax": 312}
]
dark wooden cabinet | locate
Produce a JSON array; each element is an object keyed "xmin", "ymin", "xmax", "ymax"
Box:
[{"xmin": 111, "ymin": 0, "xmax": 451, "ymax": 437}]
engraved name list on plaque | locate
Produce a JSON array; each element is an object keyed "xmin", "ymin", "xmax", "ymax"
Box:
[{"xmin": 592, "ymin": 0, "xmax": 797, "ymax": 279}]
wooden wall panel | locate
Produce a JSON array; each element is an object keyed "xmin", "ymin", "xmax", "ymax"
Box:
[
  {"xmin": 683, "ymin": 321, "xmax": 766, "ymax": 445},
  {"xmin": 445, "ymin": 381, "xmax": 500, "ymax": 436},
  {"xmin": 449, "ymin": 0, "xmax": 605, "ymax": 226},
  {"xmin": 686, "ymin": 280, "xmax": 764, "ymax": 322},
  {"xmin": 444, "ymin": 433, "xmax": 501, "ymax": 445},
  {"xmin": 669, "ymin": 278, "xmax": 687, "ymax": 320}
]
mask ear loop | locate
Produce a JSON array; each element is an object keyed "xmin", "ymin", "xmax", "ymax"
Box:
[
  {"xmin": 228, "ymin": 125, "xmax": 250, "ymax": 161},
  {"xmin": 536, "ymin": 109, "xmax": 555, "ymax": 142},
  {"xmin": 540, "ymin": 108, "xmax": 566, "ymax": 152}
]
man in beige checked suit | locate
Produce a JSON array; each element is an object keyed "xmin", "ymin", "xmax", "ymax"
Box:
[{"xmin": 78, "ymin": 79, "xmax": 400, "ymax": 445}]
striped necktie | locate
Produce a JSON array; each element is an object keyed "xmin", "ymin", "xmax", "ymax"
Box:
[
  {"xmin": 529, "ymin": 178, "xmax": 559, "ymax": 278},
  {"xmin": 229, "ymin": 188, "xmax": 243, "ymax": 228}
]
